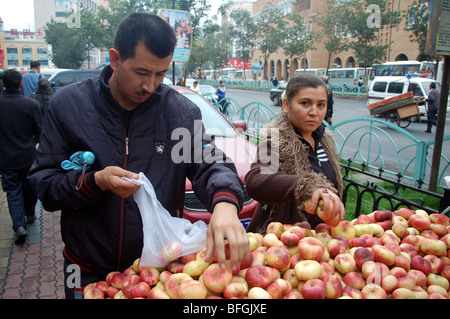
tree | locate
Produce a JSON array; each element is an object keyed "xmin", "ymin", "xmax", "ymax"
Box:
[
  {"xmin": 340, "ymin": 0, "xmax": 401, "ymax": 69},
  {"xmin": 44, "ymin": 21, "xmax": 86, "ymax": 69},
  {"xmin": 315, "ymin": 0, "xmax": 348, "ymax": 72},
  {"xmin": 404, "ymin": 0, "xmax": 441, "ymax": 67},
  {"xmin": 228, "ymin": 9, "xmax": 257, "ymax": 81},
  {"xmin": 282, "ymin": 13, "xmax": 316, "ymax": 79},
  {"xmin": 79, "ymin": 6, "xmax": 107, "ymax": 69},
  {"xmin": 254, "ymin": 6, "xmax": 286, "ymax": 80}
]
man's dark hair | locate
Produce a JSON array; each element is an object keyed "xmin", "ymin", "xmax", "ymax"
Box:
[
  {"xmin": 30, "ymin": 61, "xmax": 40, "ymax": 69},
  {"xmin": 430, "ymin": 82, "xmax": 437, "ymax": 89},
  {"xmin": 114, "ymin": 12, "xmax": 176, "ymax": 61},
  {"xmin": 2, "ymin": 69, "xmax": 23, "ymax": 90}
]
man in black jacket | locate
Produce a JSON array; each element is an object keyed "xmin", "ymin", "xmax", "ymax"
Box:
[
  {"xmin": 28, "ymin": 12, "xmax": 249, "ymax": 298},
  {"xmin": 0, "ymin": 69, "xmax": 42, "ymax": 244}
]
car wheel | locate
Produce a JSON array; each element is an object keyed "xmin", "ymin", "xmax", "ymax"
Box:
[{"xmin": 273, "ymin": 96, "xmax": 281, "ymax": 106}]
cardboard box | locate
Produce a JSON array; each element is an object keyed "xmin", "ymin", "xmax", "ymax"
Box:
[{"xmin": 397, "ymin": 103, "xmax": 419, "ymax": 119}]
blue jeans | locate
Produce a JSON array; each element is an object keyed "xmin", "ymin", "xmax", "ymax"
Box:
[{"xmin": 0, "ymin": 168, "xmax": 37, "ymax": 231}]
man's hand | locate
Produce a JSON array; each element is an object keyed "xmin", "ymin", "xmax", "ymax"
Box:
[
  {"xmin": 204, "ymin": 202, "xmax": 249, "ymax": 274},
  {"xmin": 94, "ymin": 166, "xmax": 140, "ymax": 198}
]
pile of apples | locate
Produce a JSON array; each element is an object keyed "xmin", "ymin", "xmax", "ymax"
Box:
[{"xmin": 83, "ymin": 208, "xmax": 450, "ymax": 299}]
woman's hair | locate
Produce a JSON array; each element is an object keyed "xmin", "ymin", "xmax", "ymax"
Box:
[
  {"xmin": 36, "ymin": 77, "xmax": 54, "ymax": 95},
  {"xmin": 285, "ymin": 73, "xmax": 327, "ymax": 102},
  {"xmin": 114, "ymin": 12, "xmax": 177, "ymax": 61}
]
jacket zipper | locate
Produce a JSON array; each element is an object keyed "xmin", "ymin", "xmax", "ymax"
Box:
[{"xmin": 117, "ymin": 113, "xmax": 133, "ymax": 270}]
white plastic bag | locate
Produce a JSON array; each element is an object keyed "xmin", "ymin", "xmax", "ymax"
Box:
[{"xmin": 123, "ymin": 173, "xmax": 207, "ymax": 267}]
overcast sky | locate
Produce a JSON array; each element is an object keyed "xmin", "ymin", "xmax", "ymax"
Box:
[{"xmin": 0, "ymin": 0, "xmax": 35, "ymax": 31}]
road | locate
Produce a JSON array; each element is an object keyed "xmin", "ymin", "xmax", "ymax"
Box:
[{"xmin": 226, "ymin": 88, "xmax": 450, "ymax": 185}]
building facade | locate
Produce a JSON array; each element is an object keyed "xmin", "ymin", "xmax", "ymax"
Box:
[
  {"xmin": 0, "ymin": 18, "xmax": 49, "ymax": 71},
  {"xmin": 252, "ymin": 0, "xmax": 422, "ymax": 81}
]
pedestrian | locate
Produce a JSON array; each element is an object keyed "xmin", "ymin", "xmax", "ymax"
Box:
[
  {"xmin": 22, "ymin": 60, "xmax": 41, "ymax": 97},
  {"xmin": 245, "ymin": 73, "xmax": 345, "ymax": 232},
  {"xmin": 28, "ymin": 12, "xmax": 248, "ymax": 299},
  {"xmin": 321, "ymin": 75, "xmax": 334, "ymax": 125},
  {"xmin": 190, "ymin": 80, "xmax": 201, "ymax": 94},
  {"xmin": 0, "ymin": 69, "xmax": 42, "ymax": 244},
  {"xmin": 216, "ymin": 80, "xmax": 227, "ymax": 114},
  {"xmin": 272, "ymin": 77, "xmax": 279, "ymax": 88},
  {"xmin": 30, "ymin": 77, "xmax": 54, "ymax": 115},
  {"xmin": 425, "ymin": 82, "xmax": 440, "ymax": 133}
]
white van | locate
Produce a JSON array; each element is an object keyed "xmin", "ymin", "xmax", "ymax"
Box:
[
  {"xmin": 40, "ymin": 68, "xmax": 72, "ymax": 80},
  {"xmin": 368, "ymin": 75, "xmax": 449, "ymax": 115}
]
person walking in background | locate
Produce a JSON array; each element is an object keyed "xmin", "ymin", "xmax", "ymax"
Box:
[
  {"xmin": 0, "ymin": 69, "xmax": 43, "ymax": 244},
  {"xmin": 425, "ymin": 82, "xmax": 441, "ymax": 133},
  {"xmin": 216, "ymin": 80, "xmax": 227, "ymax": 114},
  {"xmin": 321, "ymin": 75, "xmax": 334, "ymax": 125},
  {"xmin": 22, "ymin": 60, "xmax": 41, "ymax": 97},
  {"xmin": 30, "ymin": 77, "xmax": 54, "ymax": 115},
  {"xmin": 190, "ymin": 80, "xmax": 201, "ymax": 94}
]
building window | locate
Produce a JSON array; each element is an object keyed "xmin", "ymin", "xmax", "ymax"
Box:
[
  {"xmin": 55, "ymin": 11, "xmax": 69, "ymax": 17},
  {"xmin": 22, "ymin": 46, "xmax": 33, "ymax": 67},
  {"xmin": 55, "ymin": 1, "xmax": 71, "ymax": 6},
  {"xmin": 7, "ymin": 46, "xmax": 19, "ymax": 67}
]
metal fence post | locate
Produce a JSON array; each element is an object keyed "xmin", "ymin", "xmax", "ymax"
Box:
[{"xmin": 414, "ymin": 141, "xmax": 427, "ymax": 182}]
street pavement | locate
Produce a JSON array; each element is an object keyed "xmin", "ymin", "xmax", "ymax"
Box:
[{"xmin": 0, "ymin": 188, "xmax": 65, "ymax": 299}]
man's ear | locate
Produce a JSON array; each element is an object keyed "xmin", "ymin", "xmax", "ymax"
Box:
[{"xmin": 108, "ymin": 49, "xmax": 120, "ymax": 70}]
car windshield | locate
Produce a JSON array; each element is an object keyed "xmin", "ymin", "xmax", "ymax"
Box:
[{"xmin": 180, "ymin": 92, "xmax": 239, "ymax": 138}]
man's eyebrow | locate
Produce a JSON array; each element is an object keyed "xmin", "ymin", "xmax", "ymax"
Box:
[{"xmin": 135, "ymin": 67, "xmax": 169, "ymax": 73}]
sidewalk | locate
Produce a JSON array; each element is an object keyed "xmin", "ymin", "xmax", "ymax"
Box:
[{"xmin": 0, "ymin": 189, "xmax": 65, "ymax": 299}]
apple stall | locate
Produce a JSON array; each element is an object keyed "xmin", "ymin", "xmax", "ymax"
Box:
[{"xmin": 83, "ymin": 208, "xmax": 450, "ymax": 299}]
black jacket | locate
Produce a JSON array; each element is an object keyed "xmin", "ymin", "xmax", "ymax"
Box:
[
  {"xmin": 28, "ymin": 66, "xmax": 244, "ymax": 276},
  {"xmin": 0, "ymin": 89, "xmax": 42, "ymax": 169}
]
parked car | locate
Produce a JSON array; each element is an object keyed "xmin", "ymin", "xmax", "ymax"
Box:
[
  {"xmin": 40, "ymin": 68, "xmax": 72, "ymax": 80},
  {"xmin": 368, "ymin": 75, "xmax": 449, "ymax": 116},
  {"xmin": 48, "ymin": 69, "xmax": 102, "ymax": 92},
  {"xmin": 270, "ymin": 82, "xmax": 287, "ymax": 106},
  {"xmin": 199, "ymin": 84, "xmax": 219, "ymax": 104},
  {"xmin": 171, "ymin": 85, "xmax": 258, "ymax": 229}
]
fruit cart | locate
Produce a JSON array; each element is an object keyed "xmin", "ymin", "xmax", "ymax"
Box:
[{"xmin": 368, "ymin": 91, "xmax": 420, "ymax": 129}]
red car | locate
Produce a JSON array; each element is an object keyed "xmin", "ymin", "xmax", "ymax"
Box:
[{"xmin": 171, "ymin": 86, "xmax": 258, "ymax": 229}]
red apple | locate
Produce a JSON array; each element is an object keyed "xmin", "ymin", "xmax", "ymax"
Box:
[
  {"xmin": 411, "ymin": 255, "xmax": 432, "ymax": 275},
  {"xmin": 327, "ymin": 238, "xmax": 346, "ymax": 259},
  {"xmin": 315, "ymin": 223, "xmax": 332, "ymax": 235},
  {"xmin": 106, "ymin": 271, "xmax": 120, "ymax": 286},
  {"xmin": 202, "ymin": 263, "xmax": 233, "ymax": 294},
  {"xmin": 121, "ymin": 274, "xmax": 141, "ymax": 299},
  {"xmin": 343, "ymin": 271, "xmax": 365, "ymax": 290},
  {"xmin": 223, "ymin": 282, "xmax": 248, "ymax": 299},
  {"xmin": 297, "ymin": 237, "xmax": 325, "ymax": 262},
  {"xmin": 374, "ymin": 210, "xmax": 393, "ymax": 222},
  {"xmin": 408, "ymin": 269, "xmax": 427, "ymax": 287},
  {"xmin": 391, "ymin": 287, "xmax": 416, "ymax": 299},
  {"xmin": 396, "ymin": 208, "xmax": 415, "ymax": 220},
  {"xmin": 353, "ymin": 247, "xmax": 374, "ymax": 269},
  {"xmin": 331, "ymin": 221, "xmax": 356, "ymax": 240},
  {"xmin": 245, "ymin": 265, "xmax": 273, "ymax": 289},
  {"xmin": 408, "ymin": 214, "xmax": 431, "ymax": 231},
  {"xmin": 421, "ymin": 229, "xmax": 439, "ymax": 240},
  {"xmin": 424, "ymin": 255, "xmax": 444, "ymax": 274},
  {"xmin": 362, "ymin": 283, "xmax": 387, "ymax": 299},
  {"xmin": 372, "ymin": 244, "xmax": 396, "ymax": 267},
  {"xmin": 280, "ymin": 226, "xmax": 305, "ymax": 246},
  {"xmin": 106, "ymin": 286, "xmax": 120, "ymax": 299},
  {"xmin": 83, "ymin": 287, "xmax": 105, "ymax": 299},
  {"xmin": 420, "ymin": 238, "xmax": 447, "ymax": 257},
  {"xmin": 349, "ymin": 237, "xmax": 367, "ymax": 248},
  {"xmin": 301, "ymin": 278, "xmax": 326, "ymax": 299},
  {"xmin": 139, "ymin": 267, "xmax": 160, "ymax": 286},
  {"xmin": 266, "ymin": 221, "xmax": 285, "ymax": 238},
  {"xmin": 178, "ymin": 279, "xmax": 208, "ymax": 299},
  {"xmin": 333, "ymin": 253, "xmax": 356, "ymax": 275},
  {"xmin": 429, "ymin": 213, "xmax": 449, "ymax": 226},
  {"xmin": 110, "ymin": 272, "xmax": 125, "ymax": 290},
  {"xmin": 266, "ymin": 278, "xmax": 292, "ymax": 299},
  {"xmin": 148, "ymin": 286, "xmax": 170, "ymax": 299},
  {"xmin": 294, "ymin": 260, "xmax": 323, "ymax": 281},
  {"xmin": 397, "ymin": 275, "xmax": 416, "ymax": 290},
  {"xmin": 321, "ymin": 274, "xmax": 342, "ymax": 299},
  {"xmin": 341, "ymin": 285, "xmax": 364, "ymax": 299},
  {"xmin": 180, "ymin": 252, "xmax": 197, "ymax": 264},
  {"xmin": 265, "ymin": 245, "xmax": 291, "ymax": 271},
  {"xmin": 381, "ymin": 274, "xmax": 399, "ymax": 293}
]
